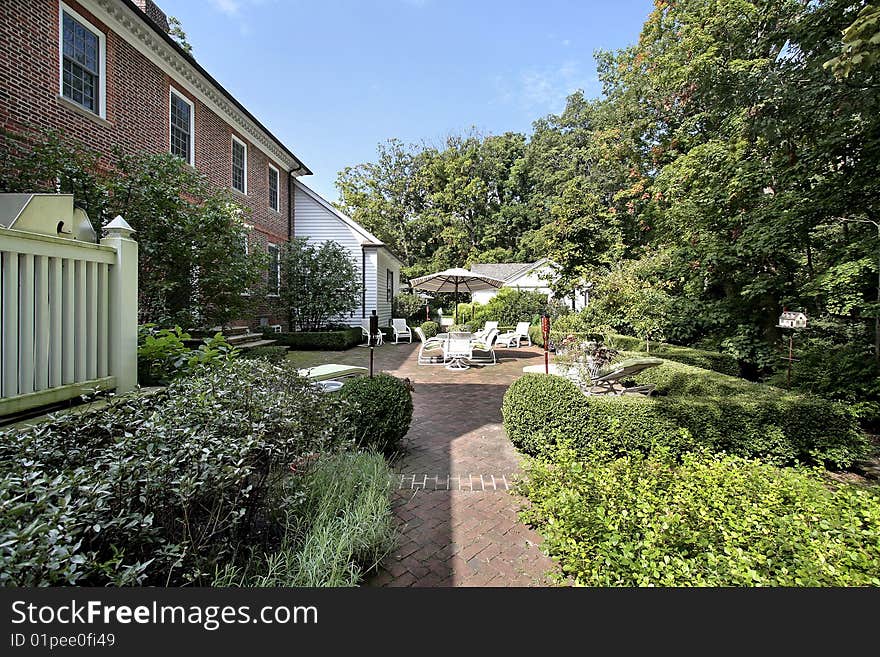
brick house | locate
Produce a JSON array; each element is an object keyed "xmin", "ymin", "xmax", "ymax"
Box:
[{"xmin": 0, "ymin": 0, "xmax": 311, "ymax": 328}]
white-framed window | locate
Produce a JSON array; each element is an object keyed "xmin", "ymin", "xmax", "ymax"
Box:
[
  {"xmin": 231, "ymin": 135, "xmax": 247, "ymax": 194},
  {"xmin": 387, "ymin": 269, "xmax": 394, "ymax": 303},
  {"xmin": 268, "ymin": 164, "xmax": 279, "ymax": 212},
  {"xmin": 169, "ymin": 87, "xmax": 194, "ymax": 166},
  {"xmin": 267, "ymin": 243, "xmax": 280, "ymax": 296},
  {"xmin": 59, "ymin": 2, "xmax": 107, "ymax": 118}
]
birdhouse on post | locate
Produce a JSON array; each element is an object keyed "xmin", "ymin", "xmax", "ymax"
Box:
[{"xmin": 777, "ymin": 311, "xmax": 807, "ymax": 329}]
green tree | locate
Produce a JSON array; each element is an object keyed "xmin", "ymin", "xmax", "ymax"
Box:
[{"xmin": 279, "ymin": 238, "xmax": 360, "ymax": 331}]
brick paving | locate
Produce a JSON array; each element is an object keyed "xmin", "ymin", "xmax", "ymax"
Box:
[{"xmin": 287, "ymin": 340, "xmax": 561, "ymax": 587}]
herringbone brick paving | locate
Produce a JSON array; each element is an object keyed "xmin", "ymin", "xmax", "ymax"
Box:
[{"xmin": 287, "ymin": 341, "xmax": 560, "ymax": 587}]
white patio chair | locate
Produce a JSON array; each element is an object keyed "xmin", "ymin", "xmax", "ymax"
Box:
[
  {"xmin": 470, "ymin": 328, "xmax": 499, "ymax": 365},
  {"xmin": 484, "ymin": 321, "xmax": 499, "ymax": 332},
  {"xmin": 443, "ymin": 333, "xmax": 473, "ymax": 370},
  {"xmin": 360, "ymin": 318, "xmax": 384, "ymax": 346},
  {"xmin": 391, "ymin": 318, "xmax": 412, "ymax": 344},
  {"xmin": 498, "ymin": 322, "xmax": 532, "ymax": 347},
  {"xmin": 414, "ymin": 327, "xmax": 445, "ymax": 365}
]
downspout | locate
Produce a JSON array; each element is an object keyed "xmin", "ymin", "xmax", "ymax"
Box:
[
  {"xmin": 361, "ymin": 246, "xmax": 367, "ymax": 318},
  {"xmin": 287, "ymin": 173, "xmax": 294, "ymax": 330}
]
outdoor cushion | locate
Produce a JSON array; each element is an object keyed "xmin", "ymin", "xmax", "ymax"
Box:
[
  {"xmin": 596, "ymin": 357, "xmax": 664, "ymax": 378},
  {"xmin": 297, "ymin": 364, "xmax": 368, "ymax": 382}
]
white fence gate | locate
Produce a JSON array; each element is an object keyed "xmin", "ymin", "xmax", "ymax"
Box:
[{"xmin": 0, "ymin": 217, "xmax": 137, "ymax": 416}]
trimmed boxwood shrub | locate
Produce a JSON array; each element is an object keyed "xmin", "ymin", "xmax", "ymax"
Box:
[
  {"xmin": 502, "ymin": 374, "xmax": 592, "ymax": 455},
  {"xmin": 420, "ymin": 321, "xmax": 440, "ymax": 338},
  {"xmin": 270, "ymin": 327, "xmax": 362, "ymax": 350},
  {"xmin": 502, "ymin": 367, "xmax": 866, "ymax": 467},
  {"xmin": 0, "ymin": 359, "xmax": 347, "ymax": 586},
  {"xmin": 520, "ymin": 445, "xmax": 880, "ymax": 586},
  {"xmin": 239, "ymin": 345, "xmax": 288, "ymax": 362},
  {"xmin": 338, "ymin": 374, "xmax": 414, "ymax": 454},
  {"xmin": 609, "ymin": 334, "xmax": 740, "ymax": 376}
]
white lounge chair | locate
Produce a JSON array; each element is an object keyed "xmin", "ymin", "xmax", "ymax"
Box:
[
  {"xmin": 472, "ymin": 321, "xmax": 499, "ymax": 341},
  {"xmin": 360, "ymin": 318, "xmax": 384, "ymax": 346},
  {"xmin": 470, "ymin": 328, "xmax": 499, "ymax": 365},
  {"xmin": 498, "ymin": 322, "xmax": 532, "ymax": 347},
  {"xmin": 391, "ymin": 318, "xmax": 412, "ymax": 344},
  {"xmin": 414, "ymin": 327, "xmax": 445, "ymax": 365},
  {"xmin": 443, "ymin": 333, "xmax": 473, "ymax": 370}
]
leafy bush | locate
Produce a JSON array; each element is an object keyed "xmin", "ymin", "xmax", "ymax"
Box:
[
  {"xmin": 392, "ymin": 292, "xmax": 424, "ymax": 323},
  {"xmin": 502, "ymin": 375, "xmax": 592, "ymax": 455},
  {"xmin": 280, "ymin": 238, "xmax": 360, "ymax": 331},
  {"xmin": 472, "ymin": 289, "xmax": 548, "ymax": 326},
  {"xmin": 502, "ymin": 364, "xmax": 866, "ymax": 467},
  {"xmin": 239, "ymin": 345, "xmax": 289, "ymax": 362},
  {"xmin": 270, "ymin": 327, "xmax": 363, "ymax": 350},
  {"xmin": 1, "ymin": 130, "xmax": 266, "ymax": 328},
  {"xmin": 420, "ymin": 321, "xmax": 440, "ymax": 338},
  {"xmin": 137, "ymin": 324, "xmax": 236, "ymax": 385},
  {"xmin": 338, "ymin": 374, "xmax": 414, "ymax": 454},
  {"xmin": 527, "ymin": 326, "xmax": 544, "ymax": 347},
  {"xmin": 521, "ymin": 445, "xmax": 880, "ymax": 586},
  {"xmin": 0, "ymin": 359, "xmax": 346, "ymax": 586},
  {"xmin": 609, "ymin": 334, "xmax": 740, "ymax": 376},
  {"xmin": 213, "ymin": 451, "xmax": 395, "ymax": 587}
]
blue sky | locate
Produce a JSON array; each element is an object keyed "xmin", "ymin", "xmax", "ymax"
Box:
[{"xmin": 160, "ymin": 0, "xmax": 654, "ymax": 201}]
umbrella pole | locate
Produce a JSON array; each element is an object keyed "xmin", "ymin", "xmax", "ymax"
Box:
[{"xmin": 454, "ymin": 281, "xmax": 459, "ymax": 325}]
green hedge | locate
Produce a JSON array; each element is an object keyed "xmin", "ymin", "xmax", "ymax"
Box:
[
  {"xmin": 338, "ymin": 374, "xmax": 414, "ymax": 454},
  {"xmin": 502, "ymin": 365, "xmax": 866, "ymax": 467},
  {"xmin": 520, "ymin": 446, "xmax": 880, "ymax": 586},
  {"xmin": 239, "ymin": 345, "xmax": 289, "ymax": 362},
  {"xmin": 269, "ymin": 327, "xmax": 362, "ymax": 350},
  {"xmin": 609, "ymin": 334, "xmax": 740, "ymax": 376}
]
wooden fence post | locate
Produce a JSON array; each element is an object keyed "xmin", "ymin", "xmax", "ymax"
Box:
[{"xmin": 101, "ymin": 216, "xmax": 138, "ymax": 393}]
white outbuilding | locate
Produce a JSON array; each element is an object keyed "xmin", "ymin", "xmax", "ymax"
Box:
[{"xmin": 293, "ymin": 180, "xmax": 402, "ymax": 327}]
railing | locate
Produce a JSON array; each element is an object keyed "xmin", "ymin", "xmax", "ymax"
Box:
[{"xmin": 0, "ymin": 218, "xmax": 138, "ymax": 416}]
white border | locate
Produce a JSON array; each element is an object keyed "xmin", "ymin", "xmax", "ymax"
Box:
[
  {"xmin": 231, "ymin": 134, "xmax": 248, "ymax": 195},
  {"xmin": 267, "ymin": 163, "xmax": 280, "ymax": 212},
  {"xmin": 59, "ymin": 2, "xmax": 107, "ymax": 119},
  {"xmin": 168, "ymin": 86, "xmax": 195, "ymax": 166},
  {"xmin": 267, "ymin": 242, "xmax": 280, "ymax": 297}
]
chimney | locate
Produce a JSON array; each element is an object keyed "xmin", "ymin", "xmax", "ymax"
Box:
[{"xmin": 132, "ymin": 0, "xmax": 170, "ymax": 33}]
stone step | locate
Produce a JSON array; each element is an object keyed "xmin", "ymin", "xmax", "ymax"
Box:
[
  {"xmin": 235, "ymin": 339, "xmax": 279, "ymax": 350},
  {"xmin": 227, "ymin": 332, "xmax": 269, "ymax": 345}
]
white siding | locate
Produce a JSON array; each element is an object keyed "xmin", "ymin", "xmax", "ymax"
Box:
[
  {"xmin": 376, "ymin": 248, "xmax": 401, "ymax": 326},
  {"xmin": 363, "ymin": 248, "xmax": 378, "ymax": 324},
  {"xmin": 294, "ymin": 186, "xmax": 364, "ymax": 326}
]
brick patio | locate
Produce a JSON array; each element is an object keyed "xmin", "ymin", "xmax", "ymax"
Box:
[{"xmin": 287, "ymin": 339, "xmax": 561, "ymax": 587}]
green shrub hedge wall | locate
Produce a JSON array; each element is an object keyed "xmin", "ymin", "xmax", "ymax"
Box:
[
  {"xmin": 240, "ymin": 345, "xmax": 289, "ymax": 362},
  {"xmin": 269, "ymin": 327, "xmax": 362, "ymax": 350},
  {"xmin": 502, "ymin": 364, "xmax": 866, "ymax": 467},
  {"xmin": 609, "ymin": 334, "xmax": 740, "ymax": 376},
  {"xmin": 520, "ymin": 446, "xmax": 880, "ymax": 586},
  {"xmin": 0, "ymin": 360, "xmax": 346, "ymax": 586},
  {"xmin": 338, "ymin": 374, "xmax": 414, "ymax": 454}
]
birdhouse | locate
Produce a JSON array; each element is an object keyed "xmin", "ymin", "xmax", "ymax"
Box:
[
  {"xmin": 0, "ymin": 193, "xmax": 97, "ymax": 243},
  {"xmin": 778, "ymin": 310, "xmax": 807, "ymax": 329}
]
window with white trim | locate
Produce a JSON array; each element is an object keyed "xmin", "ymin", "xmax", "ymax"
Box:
[
  {"xmin": 268, "ymin": 165, "xmax": 279, "ymax": 212},
  {"xmin": 267, "ymin": 243, "xmax": 280, "ymax": 296},
  {"xmin": 60, "ymin": 5, "xmax": 105, "ymax": 116},
  {"xmin": 169, "ymin": 88, "xmax": 194, "ymax": 165},
  {"xmin": 232, "ymin": 135, "xmax": 247, "ymax": 194}
]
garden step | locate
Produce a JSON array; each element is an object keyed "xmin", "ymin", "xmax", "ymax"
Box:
[
  {"xmin": 235, "ymin": 339, "xmax": 278, "ymax": 350},
  {"xmin": 227, "ymin": 332, "xmax": 270, "ymax": 345}
]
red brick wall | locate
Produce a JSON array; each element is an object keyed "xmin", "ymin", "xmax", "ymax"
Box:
[{"xmin": 0, "ymin": 0, "xmax": 292, "ymax": 327}]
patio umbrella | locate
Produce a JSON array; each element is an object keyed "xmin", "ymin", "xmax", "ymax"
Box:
[{"xmin": 409, "ymin": 268, "xmax": 506, "ymax": 324}]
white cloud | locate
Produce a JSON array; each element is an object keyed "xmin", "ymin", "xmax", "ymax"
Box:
[
  {"xmin": 495, "ymin": 61, "xmax": 597, "ymax": 113},
  {"xmin": 210, "ymin": 0, "xmax": 241, "ymax": 16}
]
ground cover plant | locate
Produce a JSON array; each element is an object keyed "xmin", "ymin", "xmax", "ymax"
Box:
[
  {"xmin": 0, "ymin": 359, "xmax": 395, "ymax": 587},
  {"xmin": 520, "ymin": 443, "xmax": 880, "ymax": 586}
]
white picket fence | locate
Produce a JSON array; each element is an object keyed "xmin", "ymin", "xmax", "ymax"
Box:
[{"xmin": 0, "ymin": 219, "xmax": 138, "ymax": 416}]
